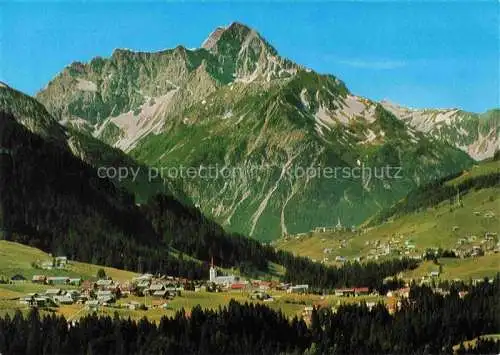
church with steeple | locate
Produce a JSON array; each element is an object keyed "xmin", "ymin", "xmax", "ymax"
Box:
[
  {"xmin": 209, "ymin": 257, "xmax": 217, "ymax": 282},
  {"xmin": 208, "ymin": 257, "xmax": 238, "ymax": 285}
]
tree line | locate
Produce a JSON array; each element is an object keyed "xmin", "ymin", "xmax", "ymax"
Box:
[
  {"xmin": 309, "ymin": 275, "xmax": 500, "ymax": 354},
  {"xmin": 274, "ymin": 250, "xmax": 419, "ymax": 291}
]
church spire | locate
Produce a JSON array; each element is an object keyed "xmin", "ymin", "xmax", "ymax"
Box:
[{"xmin": 209, "ymin": 257, "xmax": 217, "ymax": 283}]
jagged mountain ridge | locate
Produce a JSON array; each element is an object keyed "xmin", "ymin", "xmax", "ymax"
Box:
[
  {"xmin": 36, "ymin": 22, "xmax": 480, "ymax": 240},
  {"xmin": 381, "ymin": 101, "xmax": 499, "ymax": 161},
  {"xmin": 37, "ymin": 22, "xmax": 299, "ymax": 151},
  {"xmin": 35, "ymin": 23, "xmax": 497, "ymax": 159}
]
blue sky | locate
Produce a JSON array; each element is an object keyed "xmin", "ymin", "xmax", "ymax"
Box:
[{"xmin": 0, "ymin": 1, "xmax": 498, "ymax": 112}]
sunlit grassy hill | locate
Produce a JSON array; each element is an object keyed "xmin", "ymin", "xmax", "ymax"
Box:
[
  {"xmin": 0, "ymin": 240, "xmax": 137, "ymax": 282},
  {"xmin": 275, "ymin": 160, "xmax": 500, "ymax": 280}
]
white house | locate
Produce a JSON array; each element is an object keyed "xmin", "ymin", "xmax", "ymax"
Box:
[{"xmin": 287, "ymin": 284, "xmax": 309, "ymax": 294}]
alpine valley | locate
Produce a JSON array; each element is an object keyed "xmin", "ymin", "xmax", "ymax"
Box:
[{"xmin": 20, "ymin": 22, "xmax": 500, "ymax": 240}]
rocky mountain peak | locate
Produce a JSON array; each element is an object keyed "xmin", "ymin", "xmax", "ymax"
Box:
[
  {"xmin": 201, "ymin": 22, "xmax": 255, "ymax": 50},
  {"xmin": 202, "ymin": 22, "xmax": 276, "ymax": 57},
  {"xmin": 202, "ymin": 26, "xmax": 227, "ymax": 50}
]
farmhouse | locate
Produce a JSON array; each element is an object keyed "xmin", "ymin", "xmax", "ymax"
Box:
[
  {"xmin": 133, "ymin": 274, "xmax": 153, "ymax": 282},
  {"xmin": 254, "ymin": 281, "xmax": 271, "ymax": 290},
  {"xmin": 41, "ymin": 261, "xmax": 53, "ymax": 270},
  {"xmin": 32, "ymin": 297, "xmax": 54, "ymax": 308},
  {"xmin": 32, "ymin": 275, "xmax": 46, "ymax": 284},
  {"xmin": 69, "ymin": 278, "xmax": 82, "ymax": 286},
  {"xmin": 47, "ymin": 276, "xmax": 69, "ymax": 285},
  {"xmin": 86, "ymin": 300, "xmax": 99, "ymax": 310},
  {"xmin": 230, "ymin": 283, "xmax": 246, "ymax": 290},
  {"xmin": 151, "ymin": 290, "xmax": 168, "ymax": 298},
  {"xmin": 120, "ymin": 281, "xmax": 134, "ymax": 295},
  {"xmin": 19, "ymin": 293, "xmax": 39, "ymax": 305},
  {"xmin": 471, "ymin": 246, "xmax": 484, "ymax": 257},
  {"xmin": 96, "ymin": 290, "xmax": 115, "ymax": 303},
  {"xmin": 95, "ymin": 279, "xmax": 114, "ymax": 289},
  {"xmin": 194, "ymin": 285, "xmax": 206, "ymax": 292},
  {"xmin": 10, "ymin": 274, "xmax": 26, "ymax": 283},
  {"xmin": 45, "ymin": 289, "xmax": 62, "ymax": 297},
  {"xmin": 20, "ymin": 295, "xmax": 56, "ymax": 308},
  {"xmin": 53, "ymin": 294, "xmax": 74, "ymax": 305},
  {"xmin": 354, "ymin": 287, "xmax": 370, "ymax": 296},
  {"xmin": 287, "ymin": 284, "xmax": 309, "ymax": 294},
  {"xmin": 54, "ymin": 256, "xmax": 68, "ymax": 268},
  {"xmin": 66, "ymin": 290, "xmax": 81, "ymax": 300},
  {"xmin": 126, "ymin": 301, "xmax": 143, "ymax": 310},
  {"xmin": 146, "ymin": 283, "xmax": 165, "ymax": 294},
  {"xmin": 250, "ymin": 291, "xmax": 271, "ymax": 300},
  {"xmin": 81, "ymin": 280, "xmax": 94, "ymax": 291},
  {"xmin": 334, "ymin": 288, "xmax": 355, "ymax": 297},
  {"xmin": 76, "ymin": 294, "xmax": 89, "ymax": 304}
]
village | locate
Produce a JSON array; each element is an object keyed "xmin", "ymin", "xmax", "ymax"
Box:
[
  {"xmin": 9, "ymin": 257, "xmax": 314, "ymax": 311},
  {"xmin": 2, "ymin": 251, "xmax": 493, "ymax": 324},
  {"xmin": 277, "ymin": 215, "xmax": 500, "ymax": 266}
]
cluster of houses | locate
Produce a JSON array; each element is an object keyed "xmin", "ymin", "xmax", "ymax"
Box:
[
  {"xmin": 32, "ymin": 275, "xmax": 82, "ymax": 286},
  {"xmin": 317, "ymin": 235, "xmax": 420, "ymax": 265},
  {"xmin": 312, "ymin": 218, "xmax": 356, "ymax": 234},
  {"xmin": 333, "ymin": 229, "xmax": 499, "ymax": 263},
  {"xmin": 364, "ymin": 236, "xmax": 420, "ymax": 261},
  {"xmin": 281, "ymin": 218, "xmax": 358, "ymax": 240},
  {"xmin": 20, "ymin": 289, "xmax": 83, "ymax": 308},
  {"xmin": 301, "ymin": 280, "xmax": 484, "ymax": 323},
  {"xmin": 38, "ymin": 256, "xmax": 69, "ymax": 270},
  {"xmin": 5, "ymin": 274, "xmax": 81, "ymax": 285},
  {"xmin": 333, "ymin": 287, "xmax": 371, "ymax": 297},
  {"xmin": 453, "ymin": 232, "xmax": 499, "ymax": 258},
  {"xmin": 19, "ymin": 272, "xmax": 186, "ymax": 310},
  {"xmin": 279, "ymin": 216, "xmax": 499, "ymax": 267}
]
